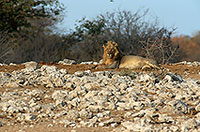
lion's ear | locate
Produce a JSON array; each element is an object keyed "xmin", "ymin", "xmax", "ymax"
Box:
[
  {"xmin": 113, "ymin": 42, "xmax": 118, "ymax": 47},
  {"xmin": 107, "ymin": 41, "xmax": 112, "ymax": 45},
  {"xmin": 103, "ymin": 43, "xmax": 107, "ymax": 48}
]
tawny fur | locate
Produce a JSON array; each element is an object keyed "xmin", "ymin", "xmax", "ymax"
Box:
[
  {"xmin": 102, "ymin": 41, "xmax": 120, "ymax": 65},
  {"xmin": 98, "ymin": 41, "xmax": 159, "ymax": 70},
  {"xmin": 119, "ymin": 55, "xmax": 159, "ymax": 69}
]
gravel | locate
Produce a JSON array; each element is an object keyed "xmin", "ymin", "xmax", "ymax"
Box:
[{"xmin": 1, "ymin": 60, "xmax": 200, "ymax": 131}]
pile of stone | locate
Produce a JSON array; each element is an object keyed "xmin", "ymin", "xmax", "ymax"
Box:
[
  {"xmin": 58, "ymin": 59, "xmax": 77, "ymax": 65},
  {"xmin": 0, "ymin": 60, "xmax": 200, "ymax": 131},
  {"xmin": 171, "ymin": 61, "xmax": 200, "ymax": 66},
  {"xmin": 57, "ymin": 59, "xmax": 99, "ymax": 65}
]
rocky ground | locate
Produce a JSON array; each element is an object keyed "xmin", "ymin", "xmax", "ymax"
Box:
[{"xmin": 0, "ymin": 59, "xmax": 200, "ymax": 132}]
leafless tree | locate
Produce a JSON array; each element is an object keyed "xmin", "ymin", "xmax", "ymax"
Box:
[
  {"xmin": 67, "ymin": 9, "xmax": 178, "ymax": 64},
  {"xmin": 0, "ymin": 31, "xmax": 17, "ymax": 63}
]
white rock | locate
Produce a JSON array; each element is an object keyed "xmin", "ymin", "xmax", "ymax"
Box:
[
  {"xmin": 9, "ymin": 63, "xmax": 16, "ymax": 65},
  {"xmin": 111, "ymin": 127, "xmax": 126, "ymax": 132},
  {"xmin": 66, "ymin": 110, "xmax": 80, "ymax": 119},
  {"xmin": 138, "ymin": 74, "xmax": 152, "ymax": 82},
  {"xmin": 74, "ymin": 71, "xmax": 84, "ymax": 77},
  {"xmin": 47, "ymin": 124, "xmax": 53, "ymax": 127},
  {"xmin": 79, "ymin": 120, "xmax": 88, "ymax": 127},
  {"xmin": 181, "ymin": 119, "xmax": 199, "ymax": 130},
  {"xmin": 122, "ymin": 121, "xmax": 139, "ymax": 131},
  {"xmin": 158, "ymin": 114, "xmax": 173, "ymax": 123},
  {"xmin": 98, "ymin": 122, "xmax": 104, "ymax": 127},
  {"xmin": 54, "ymin": 111, "xmax": 67, "ymax": 119},
  {"xmin": 59, "ymin": 119, "xmax": 71, "ymax": 127},
  {"xmin": 80, "ymin": 61, "xmax": 98, "ymax": 64},
  {"xmin": 23, "ymin": 61, "xmax": 38, "ymax": 71},
  {"xmin": 131, "ymin": 110, "xmax": 146, "ymax": 117},
  {"xmin": 40, "ymin": 65, "xmax": 58, "ymax": 74},
  {"xmin": 24, "ymin": 113, "xmax": 36, "ymax": 121},
  {"xmin": 195, "ymin": 103, "xmax": 200, "ymax": 112},
  {"xmin": 96, "ymin": 113, "xmax": 104, "ymax": 118},
  {"xmin": 79, "ymin": 109, "xmax": 93, "ymax": 119},
  {"xmin": 164, "ymin": 75, "xmax": 173, "ymax": 82},
  {"xmin": 52, "ymin": 90, "xmax": 69, "ymax": 101},
  {"xmin": 88, "ymin": 105, "xmax": 102, "ymax": 113},
  {"xmin": 4, "ymin": 81, "xmax": 19, "ymax": 88},
  {"xmin": 124, "ymin": 111, "xmax": 134, "ymax": 118},
  {"xmin": 16, "ymin": 113, "xmax": 35, "ymax": 122},
  {"xmin": 0, "ymin": 63, "xmax": 6, "ymax": 66},
  {"xmin": 58, "ymin": 59, "xmax": 76, "ymax": 65},
  {"xmin": 170, "ymin": 125, "xmax": 179, "ymax": 131}
]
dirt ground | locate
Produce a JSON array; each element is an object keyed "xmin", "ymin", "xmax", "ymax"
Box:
[
  {"xmin": 1, "ymin": 123, "xmax": 112, "ymax": 132},
  {"xmin": 0, "ymin": 63, "xmax": 200, "ymax": 132},
  {"xmin": 0, "ymin": 63, "xmax": 200, "ymax": 80}
]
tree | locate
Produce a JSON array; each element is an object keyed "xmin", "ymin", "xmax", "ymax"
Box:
[
  {"xmin": 66, "ymin": 10, "xmax": 178, "ymax": 64},
  {"xmin": 72, "ymin": 18, "xmax": 105, "ymax": 41},
  {"xmin": 172, "ymin": 34, "xmax": 200, "ymax": 61},
  {"xmin": 0, "ymin": 0, "xmax": 64, "ymax": 63},
  {"xmin": 191, "ymin": 31, "xmax": 200, "ymax": 45},
  {"xmin": 0, "ymin": 0, "xmax": 64, "ymax": 33}
]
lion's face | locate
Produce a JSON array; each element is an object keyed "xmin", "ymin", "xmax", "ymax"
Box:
[
  {"xmin": 102, "ymin": 41, "xmax": 120, "ymax": 64},
  {"xmin": 105, "ymin": 46, "xmax": 116, "ymax": 59},
  {"xmin": 103, "ymin": 41, "xmax": 119, "ymax": 59}
]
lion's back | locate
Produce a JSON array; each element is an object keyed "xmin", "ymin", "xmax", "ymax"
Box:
[{"xmin": 119, "ymin": 55, "xmax": 157, "ymax": 69}]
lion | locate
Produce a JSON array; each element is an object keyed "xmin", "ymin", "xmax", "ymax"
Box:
[{"xmin": 97, "ymin": 41, "xmax": 159, "ymax": 70}]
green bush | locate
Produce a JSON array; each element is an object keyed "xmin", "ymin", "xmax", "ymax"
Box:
[
  {"xmin": 0, "ymin": 0, "xmax": 64, "ymax": 63},
  {"xmin": 0, "ymin": 0, "xmax": 63, "ymax": 33}
]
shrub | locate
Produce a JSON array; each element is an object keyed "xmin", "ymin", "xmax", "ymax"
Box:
[
  {"xmin": 0, "ymin": 0, "xmax": 64, "ymax": 33},
  {"xmin": 66, "ymin": 9, "xmax": 178, "ymax": 64},
  {"xmin": 1, "ymin": 9, "xmax": 182, "ymax": 64},
  {"xmin": 140, "ymin": 28, "xmax": 179, "ymax": 64},
  {"xmin": 0, "ymin": 0, "xmax": 64, "ymax": 63},
  {"xmin": 172, "ymin": 35, "xmax": 200, "ymax": 62},
  {"xmin": 0, "ymin": 30, "xmax": 17, "ymax": 63}
]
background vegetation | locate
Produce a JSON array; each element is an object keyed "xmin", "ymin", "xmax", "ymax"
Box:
[{"xmin": 0, "ymin": 0, "xmax": 199, "ymax": 64}]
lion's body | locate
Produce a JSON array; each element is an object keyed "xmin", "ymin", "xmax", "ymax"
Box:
[
  {"xmin": 119, "ymin": 55, "xmax": 159, "ymax": 69},
  {"xmin": 98, "ymin": 41, "xmax": 159, "ymax": 70}
]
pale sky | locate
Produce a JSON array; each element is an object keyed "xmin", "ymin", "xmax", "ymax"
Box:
[{"xmin": 58, "ymin": 0, "xmax": 200, "ymax": 36}]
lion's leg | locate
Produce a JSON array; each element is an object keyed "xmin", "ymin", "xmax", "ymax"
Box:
[
  {"xmin": 141, "ymin": 65, "xmax": 151, "ymax": 70},
  {"xmin": 145, "ymin": 62, "xmax": 160, "ymax": 70},
  {"xmin": 96, "ymin": 61, "xmax": 119, "ymax": 69}
]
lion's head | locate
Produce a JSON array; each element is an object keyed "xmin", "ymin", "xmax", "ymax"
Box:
[{"xmin": 102, "ymin": 41, "xmax": 120, "ymax": 65}]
